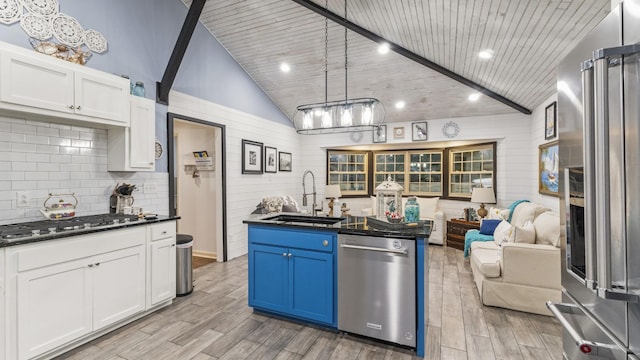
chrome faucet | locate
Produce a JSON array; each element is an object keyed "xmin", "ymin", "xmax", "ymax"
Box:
[{"xmin": 302, "ymin": 170, "xmax": 321, "ymax": 216}]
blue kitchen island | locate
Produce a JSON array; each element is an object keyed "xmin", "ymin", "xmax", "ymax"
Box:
[{"xmin": 243, "ymin": 214, "xmax": 430, "ymax": 357}]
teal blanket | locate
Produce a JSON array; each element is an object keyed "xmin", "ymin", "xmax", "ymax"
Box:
[{"xmin": 463, "ymin": 200, "xmax": 530, "ymax": 257}]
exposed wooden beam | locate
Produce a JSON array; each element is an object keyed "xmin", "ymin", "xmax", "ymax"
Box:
[
  {"xmin": 156, "ymin": 0, "xmax": 207, "ymax": 105},
  {"xmin": 290, "ymin": 0, "xmax": 532, "ymax": 115}
]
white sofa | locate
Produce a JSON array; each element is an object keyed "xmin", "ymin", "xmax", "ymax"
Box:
[
  {"xmin": 468, "ymin": 202, "xmax": 562, "ymax": 315},
  {"xmin": 363, "ymin": 196, "xmax": 444, "ymax": 245}
]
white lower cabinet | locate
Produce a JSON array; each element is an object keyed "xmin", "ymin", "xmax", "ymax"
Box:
[
  {"xmin": 149, "ymin": 238, "xmax": 176, "ymax": 306},
  {"xmin": 0, "ymin": 249, "xmax": 6, "ymax": 360}
]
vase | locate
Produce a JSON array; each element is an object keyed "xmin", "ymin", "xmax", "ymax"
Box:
[
  {"xmin": 404, "ymin": 196, "xmax": 420, "ymax": 223},
  {"xmin": 133, "ymin": 81, "xmax": 145, "ymax": 97}
]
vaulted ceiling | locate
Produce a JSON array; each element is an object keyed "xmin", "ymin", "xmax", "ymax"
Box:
[{"xmin": 182, "ymin": 0, "xmax": 610, "ymax": 124}]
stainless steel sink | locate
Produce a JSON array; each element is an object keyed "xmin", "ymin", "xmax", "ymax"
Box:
[{"xmin": 263, "ymin": 214, "xmax": 343, "ymax": 225}]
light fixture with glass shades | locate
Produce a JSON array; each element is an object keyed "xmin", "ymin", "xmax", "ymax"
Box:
[{"xmin": 293, "ymin": 0, "xmax": 384, "ymax": 135}]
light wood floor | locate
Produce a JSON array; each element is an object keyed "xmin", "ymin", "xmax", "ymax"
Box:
[
  {"xmin": 57, "ymin": 246, "xmax": 562, "ymax": 360},
  {"xmin": 193, "ymin": 256, "xmax": 216, "ymax": 269}
]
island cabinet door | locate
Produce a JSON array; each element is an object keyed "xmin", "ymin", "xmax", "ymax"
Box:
[
  {"xmin": 288, "ymin": 249, "xmax": 334, "ymax": 325},
  {"xmin": 249, "ymin": 244, "xmax": 289, "ymax": 313}
]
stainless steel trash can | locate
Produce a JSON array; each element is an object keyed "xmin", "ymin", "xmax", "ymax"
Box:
[{"xmin": 176, "ymin": 234, "xmax": 193, "ymax": 296}]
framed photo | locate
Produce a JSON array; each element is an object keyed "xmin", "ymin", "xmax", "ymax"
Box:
[
  {"xmin": 393, "ymin": 126, "xmax": 405, "ymax": 139},
  {"xmin": 264, "ymin": 146, "xmax": 277, "ymax": 173},
  {"xmin": 373, "ymin": 125, "xmax": 387, "ymax": 143},
  {"xmin": 242, "ymin": 139, "xmax": 263, "ymax": 174},
  {"xmin": 539, "ymin": 140, "xmax": 559, "ymax": 196},
  {"xmin": 412, "ymin": 121, "xmax": 427, "ymax": 141},
  {"xmin": 545, "ymin": 102, "xmax": 557, "ymax": 140},
  {"xmin": 279, "ymin": 151, "xmax": 292, "ymax": 172}
]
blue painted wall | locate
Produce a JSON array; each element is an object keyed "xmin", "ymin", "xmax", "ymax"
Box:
[{"xmin": 0, "ymin": 0, "xmax": 293, "ymax": 170}]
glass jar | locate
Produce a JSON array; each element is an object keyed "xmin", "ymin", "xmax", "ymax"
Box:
[
  {"xmin": 133, "ymin": 81, "xmax": 145, "ymax": 97},
  {"xmin": 404, "ymin": 196, "xmax": 420, "ymax": 223}
]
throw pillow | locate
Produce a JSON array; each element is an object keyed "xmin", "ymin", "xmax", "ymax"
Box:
[
  {"xmin": 512, "ymin": 220, "xmax": 536, "ymax": 244},
  {"xmin": 533, "ymin": 212, "xmax": 560, "ymax": 246},
  {"xmin": 488, "ymin": 207, "xmax": 511, "ymax": 221},
  {"xmin": 419, "ymin": 197, "xmax": 439, "ymax": 219},
  {"xmin": 510, "ymin": 203, "xmax": 548, "ymax": 227},
  {"xmin": 493, "ymin": 220, "xmax": 513, "ymax": 246},
  {"xmin": 479, "ymin": 219, "xmax": 501, "ymax": 235}
]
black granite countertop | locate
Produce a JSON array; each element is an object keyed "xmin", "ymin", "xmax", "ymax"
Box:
[
  {"xmin": 0, "ymin": 215, "xmax": 180, "ymax": 248},
  {"xmin": 244, "ymin": 213, "xmax": 432, "ymax": 240}
]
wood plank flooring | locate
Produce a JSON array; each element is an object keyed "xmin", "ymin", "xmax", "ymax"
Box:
[
  {"xmin": 193, "ymin": 256, "xmax": 216, "ymax": 269},
  {"xmin": 57, "ymin": 246, "xmax": 562, "ymax": 360}
]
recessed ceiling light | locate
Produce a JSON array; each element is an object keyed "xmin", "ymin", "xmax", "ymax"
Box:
[
  {"xmin": 395, "ymin": 101, "xmax": 406, "ymax": 109},
  {"xmin": 468, "ymin": 93, "xmax": 481, "ymax": 102},
  {"xmin": 378, "ymin": 43, "xmax": 390, "ymax": 55},
  {"xmin": 478, "ymin": 49, "xmax": 494, "ymax": 59},
  {"xmin": 280, "ymin": 62, "xmax": 291, "ymax": 72}
]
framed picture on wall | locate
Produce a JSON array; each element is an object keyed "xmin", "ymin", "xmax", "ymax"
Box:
[
  {"xmin": 279, "ymin": 152, "xmax": 292, "ymax": 172},
  {"xmin": 545, "ymin": 102, "xmax": 557, "ymax": 140},
  {"xmin": 264, "ymin": 146, "xmax": 277, "ymax": 173},
  {"xmin": 242, "ymin": 139, "xmax": 263, "ymax": 174},
  {"xmin": 539, "ymin": 140, "xmax": 559, "ymax": 196},
  {"xmin": 412, "ymin": 121, "xmax": 427, "ymax": 141},
  {"xmin": 373, "ymin": 125, "xmax": 387, "ymax": 143}
]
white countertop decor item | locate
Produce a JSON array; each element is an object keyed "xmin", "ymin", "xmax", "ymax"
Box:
[
  {"xmin": 22, "ymin": 0, "xmax": 59, "ymax": 16},
  {"xmin": 0, "ymin": 0, "xmax": 22, "ymax": 25},
  {"xmin": 20, "ymin": 13, "xmax": 52, "ymax": 40},
  {"xmin": 50, "ymin": 13, "xmax": 84, "ymax": 48},
  {"xmin": 84, "ymin": 29, "xmax": 107, "ymax": 53}
]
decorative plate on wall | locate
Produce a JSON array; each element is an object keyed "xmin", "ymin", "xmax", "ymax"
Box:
[
  {"xmin": 442, "ymin": 121, "xmax": 460, "ymax": 138},
  {"xmin": 154, "ymin": 140, "xmax": 164, "ymax": 160},
  {"xmin": 20, "ymin": 13, "xmax": 53, "ymax": 40},
  {"xmin": 84, "ymin": 29, "xmax": 107, "ymax": 53},
  {"xmin": 0, "ymin": 0, "xmax": 22, "ymax": 25},
  {"xmin": 23, "ymin": 0, "xmax": 59, "ymax": 16},
  {"xmin": 51, "ymin": 13, "xmax": 84, "ymax": 47}
]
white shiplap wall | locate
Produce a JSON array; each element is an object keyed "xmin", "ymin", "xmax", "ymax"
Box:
[
  {"xmin": 0, "ymin": 116, "xmax": 169, "ymax": 225},
  {"xmin": 297, "ymin": 112, "xmax": 534, "ymax": 222},
  {"xmin": 168, "ymin": 91, "xmax": 302, "ymax": 260}
]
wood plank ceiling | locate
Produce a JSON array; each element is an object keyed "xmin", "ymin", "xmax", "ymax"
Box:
[{"xmin": 182, "ymin": 0, "xmax": 610, "ymax": 124}]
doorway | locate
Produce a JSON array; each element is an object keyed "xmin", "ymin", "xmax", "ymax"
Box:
[{"xmin": 167, "ymin": 113, "xmax": 227, "ymax": 263}]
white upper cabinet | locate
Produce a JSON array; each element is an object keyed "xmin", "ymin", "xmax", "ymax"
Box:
[
  {"xmin": 108, "ymin": 96, "xmax": 156, "ymax": 172},
  {"xmin": 0, "ymin": 41, "xmax": 130, "ymax": 127}
]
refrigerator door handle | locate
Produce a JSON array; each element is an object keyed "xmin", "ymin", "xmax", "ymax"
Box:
[
  {"xmin": 580, "ymin": 62, "xmax": 597, "ymax": 290},
  {"xmin": 546, "ymin": 301, "xmax": 623, "ymax": 356}
]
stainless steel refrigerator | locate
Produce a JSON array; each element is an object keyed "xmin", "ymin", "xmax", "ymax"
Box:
[{"xmin": 552, "ymin": 1, "xmax": 640, "ymax": 359}]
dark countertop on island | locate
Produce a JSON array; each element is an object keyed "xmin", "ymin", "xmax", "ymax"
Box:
[
  {"xmin": 0, "ymin": 215, "xmax": 180, "ymax": 248},
  {"xmin": 244, "ymin": 213, "xmax": 432, "ymax": 240}
]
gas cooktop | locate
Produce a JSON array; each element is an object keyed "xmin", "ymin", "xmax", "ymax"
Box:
[{"xmin": 0, "ymin": 214, "xmax": 142, "ymax": 242}]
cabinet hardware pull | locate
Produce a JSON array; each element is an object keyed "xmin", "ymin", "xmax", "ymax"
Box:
[
  {"xmin": 95, "ymin": 262, "xmax": 100, "ymax": 266},
  {"xmin": 288, "ymin": 253, "xmax": 292, "ymax": 258},
  {"xmin": 76, "ymin": 105, "xmax": 81, "ymax": 110},
  {"xmin": 322, "ymin": 240, "xmax": 329, "ymax": 246},
  {"xmin": 282, "ymin": 253, "xmax": 287, "ymax": 257},
  {"xmin": 161, "ymin": 231, "xmax": 167, "ymax": 235},
  {"xmin": 68, "ymin": 105, "xmax": 75, "ymax": 109},
  {"xmin": 172, "ymin": 244, "xmax": 176, "ymax": 247},
  {"xmin": 88, "ymin": 264, "xmax": 94, "ymax": 267}
]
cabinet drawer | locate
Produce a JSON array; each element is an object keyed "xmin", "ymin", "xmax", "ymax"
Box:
[
  {"xmin": 149, "ymin": 222, "xmax": 176, "ymax": 241},
  {"xmin": 249, "ymin": 226, "xmax": 335, "ymax": 252}
]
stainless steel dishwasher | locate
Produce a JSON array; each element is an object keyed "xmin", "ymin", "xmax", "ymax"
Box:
[{"xmin": 337, "ymin": 234, "xmax": 416, "ymax": 347}]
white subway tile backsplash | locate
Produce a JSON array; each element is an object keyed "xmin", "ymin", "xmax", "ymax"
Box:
[
  {"xmin": 35, "ymin": 144, "xmax": 60, "ymax": 154},
  {"xmin": 71, "ymin": 139, "xmax": 91, "ymax": 148},
  {"xmin": 0, "ymin": 122, "xmax": 10, "ymax": 131},
  {"xmin": 12, "ymin": 181, "xmax": 36, "ymax": 190},
  {"xmin": 50, "ymin": 123, "xmax": 71, "ymax": 130},
  {"xmin": 37, "ymin": 163, "xmax": 59, "ymax": 172},
  {"xmin": 49, "ymin": 172, "xmax": 70, "ymax": 180},
  {"xmin": 11, "ymin": 162, "xmax": 36, "ymax": 171},
  {"xmin": 0, "ymin": 142, "xmax": 9, "ymax": 151},
  {"xmin": 24, "ymin": 172, "xmax": 48, "ymax": 180},
  {"xmin": 25, "ymin": 135, "xmax": 49, "ymax": 145},
  {"xmin": 49, "ymin": 154, "xmax": 72, "ymax": 163},
  {"xmin": 25, "ymin": 153, "xmax": 50, "ymax": 162},
  {"xmin": 11, "ymin": 143, "xmax": 36, "ymax": 152},
  {"xmin": 60, "ymin": 147, "xmax": 80, "ymax": 155},
  {"xmin": 0, "ymin": 181, "xmax": 9, "ymax": 191},
  {"xmin": 59, "ymin": 129, "xmax": 80, "ymax": 139},
  {"xmin": 11, "ymin": 124, "xmax": 37, "ymax": 134},
  {"xmin": 36, "ymin": 127, "xmax": 60, "ymax": 137},
  {"xmin": 10, "ymin": 172, "xmax": 24, "ymax": 181},
  {"xmin": 49, "ymin": 137, "xmax": 72, "ymax": 146}
]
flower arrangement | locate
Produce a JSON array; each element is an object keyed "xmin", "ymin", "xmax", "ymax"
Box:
[{"xmin": 385, "ymin": 210, "xmax": 403, "ymax": 223}]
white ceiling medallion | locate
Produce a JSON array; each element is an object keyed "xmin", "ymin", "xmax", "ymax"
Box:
[
  {"xmin": 0, "ymin": 0, "xmax": 22, "ymax": 25},
  {"xmin": 20, "ymin": 13, "xmax": 52, "ymax": 40},
  {"xmin": 442, "ymin": 121, "xmax": 460, "ymax": 138},
  {"xmin": 84, "ymin": 29, "xmax": 107, "ymax": 53},
  {"xmin": 22, "ymin": 0, "xmax": 59, "ymax": 16},
  {"xmin": 51, "ymin": 13, "xmax": 84, "ymax": 47}
]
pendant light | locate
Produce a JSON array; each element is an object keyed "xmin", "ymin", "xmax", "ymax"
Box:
[{"xmin": 293, "ymin": 0, "xmax": 384, "ymax": 135}]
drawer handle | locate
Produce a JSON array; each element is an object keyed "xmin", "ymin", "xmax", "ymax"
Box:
[
  {"xmin": 88, "ymin": 264, "xmax": 94, "ymax": 268},
  {"xmin": 282, "ymin": 252, "xmax": 287, "ymax": 257},
  {"xmin": 172, "ymin": 244, "xmax": 176, "ymax": 247},
  {"xmin": 288, "ymin": 253, "xmax": 292, "ymax": 258},
  {"xmin": 161, "ymin": 231, "xmax": 167, "ymax": 235},
  {"xmin": 322, "ymin": 240, "xmax": 329, "ymax": 247},
  {"xmin": 76, "ymin": 105, "xmax": 81, "ymax": 110},
  {"xmin": 68, "ymin": 105, "xmax": 75, "ymax": 109},
  {"xmin": 95, "ymin": 262, "xmax": 100, "ymax": 266}
]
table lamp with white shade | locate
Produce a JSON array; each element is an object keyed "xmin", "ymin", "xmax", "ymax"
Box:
[
  {"xmin": 471, "ymin": 187, "xmax": 496, "ymax": 219},
  {"xmin": 325, "ymin": 185, "xmax": 342, "ymax": 217}
]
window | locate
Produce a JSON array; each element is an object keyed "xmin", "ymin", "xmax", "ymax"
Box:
[
  {"xmin": 327, "ymin": 150, "xmax": 369, "ymax": 196},
  {"xmin": 326, "ymin": 142, "xmax": 495, "ymax": 200},
  {"xmin": 449, "ymin": 144, "xmax": 494, "ymax": 198}
]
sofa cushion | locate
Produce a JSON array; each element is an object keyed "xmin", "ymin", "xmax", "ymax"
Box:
[
  {"xmin": 470, "ymin": 248, "xmax": 501, "ymax": 278},
  {"xmin": 488, "ymin": 207, "xmax": 511, "ymax": 221},
  {"xmin": 493, "ymin": 220, "xmax": 513, "ymax": 246},
  {"xmin": 419, "ymin": 197, "xmax": 439, "ymax": 219},
  {"xmin": 480, "ymin": 219, "xmax": 501, "ymax": 235},
  {"xmin": 513, "ymin": 221, "xmax": 536, "ymax": 244},
  {"xmin": 533, "ymin": 212, "xmax": 560, "ymax": 247},
  {"xmin": 510, "ymin": 202, "xmax": 547, "ymax": 227}
]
